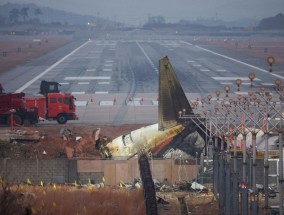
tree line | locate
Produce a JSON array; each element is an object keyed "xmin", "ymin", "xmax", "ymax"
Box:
[{"xmin": 8, "ymin": 7, "xmax": 43, "ymax": 24}]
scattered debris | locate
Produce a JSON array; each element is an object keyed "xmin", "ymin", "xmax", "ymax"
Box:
[
  {"xmin": 60, "ymin": 128, "xmax": 75, "ymax": 141},
  {"xmin": 0, "ymin": 129, "xmax": 40, "ymax": 143}
]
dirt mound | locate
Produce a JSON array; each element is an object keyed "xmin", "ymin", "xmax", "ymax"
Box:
[{"xmin": 0, "ymin": 123, "xmax": 147, "ymax": 159}]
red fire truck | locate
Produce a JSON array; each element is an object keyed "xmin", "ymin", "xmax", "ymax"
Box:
[
  {"xmin": 0, "ymin": 92, "xmax": 39, "ymax": 125},
  {"xmin": 25, "ymin": 80, "xmax": 78, "ymax": 124},
  {"xmin": 25, "ymin": 92, "xmax": 78, "ymax": 124},
  {"xmin": 0, "ymin": 81, "xmax": 78, "ymax": 125}
]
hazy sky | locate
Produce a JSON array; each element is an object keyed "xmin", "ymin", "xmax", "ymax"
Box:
[{"xmin": 1, "ymin": 0, "xmax": 284, "ymax": 24}]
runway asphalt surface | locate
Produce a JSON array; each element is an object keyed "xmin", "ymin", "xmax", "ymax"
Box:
[{"xmin": 1, "ymin": 29, "xmax": 284, "ymax": 125}]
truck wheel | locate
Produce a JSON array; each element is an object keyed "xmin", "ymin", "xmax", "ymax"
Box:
[
  {"xmin": 6, "ymin": 114, "xmax": 23, "ymax": 126},
  {"xmin": 57, "ymin": 114, "xmax": 67, "ymax": 124}
]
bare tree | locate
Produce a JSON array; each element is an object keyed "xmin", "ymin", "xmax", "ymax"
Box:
[
  {"xmin": 20, "ymin": 7, "xmax": 29, "ymax": 22},
  {"xmin": 9, "ymin": 8, "xmax": 20, "ymax": 24}
]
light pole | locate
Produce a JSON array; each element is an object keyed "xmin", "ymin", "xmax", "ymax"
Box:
[
  {"xmin": 235, "ymin": 79, "xmax": 242, "ymax": 91},
  {"xmin": 260, "ymin": 87, "xmax": 270, "ymax": 214},
  {"xmin": 216, "ymin": 90, "xmax": 221, "ymax": 101},
  {"xmin": 224, "ymin": 85, "xmax": 230, "ymax": 97},
  {"xmin": 274, "ymin": 79, "xmax": 283, "ymax": 215},
  {"xmin": 267, "ymin": 56, "xmax": 275, "ymax": 73}
]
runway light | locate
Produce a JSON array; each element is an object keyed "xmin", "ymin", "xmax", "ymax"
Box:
[
  {"xmin": 235, "ymin": 79, "xmax": 242, "ymax": 91},
  {"xmin": 267, "ymin": 56, "xmax": 275, "ymax": 72},
  {"xmin": 216, "ymin": 90, "xmax": 221, "ymax": 100},
  {"xmin": 224, "ymin": 85, "xmax": 230, "ymax": 97}
]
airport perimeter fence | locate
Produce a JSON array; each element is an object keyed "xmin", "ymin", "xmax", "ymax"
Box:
[{"xmin": 212, "ymin": 151, "xmax": 279, "ymax": 215}]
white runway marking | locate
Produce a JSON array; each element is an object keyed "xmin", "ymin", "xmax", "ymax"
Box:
[
  {"xmin": 59, "ymin": 82, "xmax": 69, "ymax": 85},
  {"xmin": 220, "ymin": 82, "xmax": 233, "ymax": 85},
  {"xmin": 105, "ymin": 60, "xmax": 113, "ymax": 63},
  {"xmin": 98, "ymin": 82, "xmax": 110, "ymax": 84},
  {"xmin": 187, "ymin": 60, "xmax": 195, "ymax": 63},
  {"xmin": 78, "ymin": 82, "xmax": 89, "ymax": 85},
  {"xmin": 212, "ymin": 77, "xmax": 261, "ymax": 81},
  {"xmin": 65, "ymin": 76, "xmax": 110, "ymax": 80},
  {"xmin": 193, "ymin": 64, "xmax": 202, "ymax": 67},
  {"xmin": 104, "ymin": 64, "xmax": 113, "ymax": 67},
  {"xmin": 86, "ymin": 69, "xmax": 96, "ymax": 72},
  {"xmin": 261, "ymin": 83, "xmax": 274, "ymax": 86},
  {"xmin": 15, "ymin": 40, "xmax": 91, "ymax": 92},
  {"xmin": 72, "ymin": 92, "xmax": 85, "ymax": 95},
  {"xmin": 216, "ymin": 69, "xmax": 227, "ymax": 72},
  {"xmin": 75, "ymin": 101, "xmax": 88, "ymax": 106},
  {"xmin": 181, "ymin": 40, "xmax": 284, "ymax": 79},
  {"xmin": 200, "ymin": 69, "xmax": 210, "ymax": 72},
  {"xmin": 100, "ymin": 101, "xmax": 114, "ymax": 106},
  {"xmin": 95, "ymin": 91, "xmax": 108, "ymax": 94},
  {"xmin": 103, "ymin": 68, "xmax": 112, "ymax": 71}
]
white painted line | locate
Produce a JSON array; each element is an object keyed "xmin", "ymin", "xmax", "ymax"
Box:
[
  {"xmin": 126, "ymin": 101, "xmax": 141, "ymax": 106},
  {"xmin": 262, "ymin": 83, "xmax": 274, "ymax": 86},
  {"xmin": 105, "ymin": 60, "xmax": 114, "ymax": 63},
  {"xmin": 15, "ymin": 40, "xmax": 91, "ymax": 92},
  {"xmin": 152, "ymin": 100, "xmax": 159, "ymax": 106},
  {"xmin": 200, "ymin": 69, "xmax": 210, "ymax": 72},
  {"xmin": 220, "ymin": 82, "xmax": 233, "ymax": 85},
  {"xmin": 59, "ymin": 82, "xmax": 69, "ymax": 85},
  {"xmin": 95, "ymin": 91, "xmax": 108, "ymax": 94},
  {"xmin": 86, "ymin": 69, "xmax": 96, "ymax": 72},
  {"xmin": 212, "ymin": 77, "xmax": 261, "ymax": 81},
  {"xmin": 216, "ymin": 69, "xmax": 227, "ymax": 72},
  {"xmin": 65, "ymin": 76, "xmax": 110, "ymax": 80},
  {"xmin": 136, "ymin": 41, "xmax": 158, "ymax": 74},
  {"xmin": 75, "ymin": 101, "xmax": 88, "ymax": 106},
  {"xmin": 242, "ymin": 82, "xmax": 252, "ymax": 85},
  {"xmin": 104, "ymin": 64, "xmax": 113, "ymax": 67},
  {"xmin": 72, "ymin": 92, "xmax": 86, "ymax": 95},
  {"xmin": 78, "ymin": 82, "xmax": 89, "ymax": 85},
  {"xmin": 98, "ymin": 82, "xmax": 110, "ymax": 84},
  {"xmin": 181, "ymin": 40, "xmax": 284, "ymax": 79},
  {"xmin": 103, "ymin": 68, "xmax": 113, "ymax": 71},
  {"xmin": 187, "ymin": 60, "xmax": 195, "ymax": 63},
  {"xmin": 180, "ymin": 41, "xmax": 192, "ymax": 45},
  {"xmin": 193, "ymin": 64, "xmax": 202, "ymax": 67},
  {"xmin": 100, "ymin": 101, "xmax": 114, "ymax": 106}
]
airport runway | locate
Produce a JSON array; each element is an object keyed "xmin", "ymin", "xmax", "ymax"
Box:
[{"xmin": 1, "ymin": 30, "xmax": 284, "ymax": 125}]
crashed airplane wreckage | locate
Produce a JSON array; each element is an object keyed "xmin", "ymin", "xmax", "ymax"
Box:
[{"xmin": 106, "ymin": 56, "xmax": 210, "ymax": 159}]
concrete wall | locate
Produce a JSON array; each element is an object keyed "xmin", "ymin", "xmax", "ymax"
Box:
[
  {"xmin": 0, "ymin": 158, "xmax": 198, "ymax": 186},
  {"xmin": 0, "ymin": 158, "xmax": 75, "ymax": 184},
  {"xmin": 0, "ymin": 158, "xmax": 278, "ymax": 186}
]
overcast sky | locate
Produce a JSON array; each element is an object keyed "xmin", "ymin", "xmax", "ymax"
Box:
[{"xmin": 1, "ymin": 0, "xmax": 284, "ymax": 24}]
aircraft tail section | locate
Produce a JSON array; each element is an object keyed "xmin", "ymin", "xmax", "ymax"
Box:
[{"xmin": 159, "ymin": 56, "xmax": 193, "ymax": 130}]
